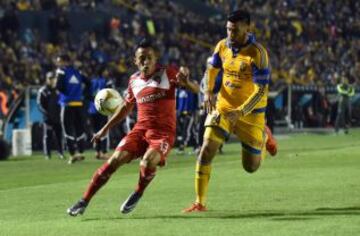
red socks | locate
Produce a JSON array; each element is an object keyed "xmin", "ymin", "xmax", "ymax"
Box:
[
  {"xmin": 135, "ymin": 166, "xmax": 156, "ymax": 194},
  {"xmin": 83, "ymin": 162, "xmax": 117, "ymax": 202},
  {"xmin": 82, "ymin": 163, "xmax": 156, "ymax": 202}
]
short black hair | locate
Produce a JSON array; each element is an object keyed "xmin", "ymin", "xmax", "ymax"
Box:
[
  {"xmin": 136, "ymin": 38, "xmax": 155, "ymax": 50},
  {"xmin": 227, "ymin": 9, "xmax": 250, "ymax": 25}
]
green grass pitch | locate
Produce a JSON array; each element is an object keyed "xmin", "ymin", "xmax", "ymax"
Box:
[{"xmin": 0, "ymin": 130, "xmax": 360, "ymax": 236}]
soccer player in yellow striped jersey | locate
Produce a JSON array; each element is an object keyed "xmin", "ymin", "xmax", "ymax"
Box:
[{"xmin": 183, "ymin": 9, "xmax": 278, "ymax": 213}]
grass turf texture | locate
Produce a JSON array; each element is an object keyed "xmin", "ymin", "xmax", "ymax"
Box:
[{"xmin": 0, "ymin": 130, "xmax": 360, "ymax": 236}]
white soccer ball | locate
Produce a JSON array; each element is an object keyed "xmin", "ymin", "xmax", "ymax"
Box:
[{"xmin": 94, "ymin": 88, "xmax": 124, "ymax": 116}]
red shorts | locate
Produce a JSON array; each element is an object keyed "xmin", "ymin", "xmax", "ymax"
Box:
[{"xmin": 115, "ymin": 128, "xmax": 175, "ymax": 166}]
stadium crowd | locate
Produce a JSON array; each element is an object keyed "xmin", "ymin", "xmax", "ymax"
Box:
[{"xmin": 0, "ymin": 0, "xmax": 359, "ymax": 132}]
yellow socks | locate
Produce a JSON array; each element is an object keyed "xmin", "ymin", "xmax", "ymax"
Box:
[{"xmin": 195, "ymin": 163, "xmax": 212, "ymax": 205}]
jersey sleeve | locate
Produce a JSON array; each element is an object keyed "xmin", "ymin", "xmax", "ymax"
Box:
[
  {"xmin": 203, "ymin": 40, "xmax": 224, "ymax": 93},
  {"xmin": 166, "ymin": 65, "xmax": 179, "ymax": 85},
  {"xmin": 81, "ymin": 74, "xmax": 92, "ymax": 100},
  {"xmin": 251, "ymin": 44, "xmax": 270, "ymax": 85},
  {"xmin": 125, "ymin": 79, "xmax": 136, "ymax": 104},
  {"xmin": 36, "ymin": 87, "xmax": 47, "ymax": 114},
  {"xmin": 208, "ymin": 40, "xmax": 224, "ymax": 69},
  {"xmin": 55, "ymin": 68, "xmax": 66, "ymax": 93},
  {"xmin": 106, "ymin": 79, "xmax": 114, "ymax": 88}
]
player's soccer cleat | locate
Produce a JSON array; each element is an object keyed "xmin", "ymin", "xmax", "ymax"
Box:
[
  {"xmin": 67, "ymin": 199, "xmax": 88, "ymax": 216},
  {"xmin": 265, "ymin": 126, "xmax": 277, "ymax": 156},
  {"xmin": 68, "ymin": 155, "xmax": 85, "ymax": 164},
  {"xmin": 95, "ymin": 153, "xmax": 108, "ymax": 160},
  {"xmin": 120, "ymin": 191, "xmax": 143, "ymax": 214},
  {"xmin": 182, "ymin": 202, "xmax": 207, "ymax": 213}
]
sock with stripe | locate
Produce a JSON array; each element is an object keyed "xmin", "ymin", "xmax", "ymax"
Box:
[
  {"xmin": 135, "ymin": 166, "xmax": 156, "ymax": 194},
  {"xmin": 195, "ymin": 163, "xmax": 212, "ymax": 205},
  {"xmin": 83, "ymin": 162, "xmax": 117, "ymax": 202}
]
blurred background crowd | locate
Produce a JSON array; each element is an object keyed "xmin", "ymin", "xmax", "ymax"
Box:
[
  {"xmin": 1, "ymin": 0, "xmax": 359, "ymax": 90},
  {"xmin": 0, "ymin": 0, "xmax": 359, "ymax": 153}
]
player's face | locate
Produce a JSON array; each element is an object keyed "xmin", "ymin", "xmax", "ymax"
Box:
[
  {"xmin": 226, "ymin": 21, "xmax": 249, "ymax": 46},
  {"xmin": 134, "ymin": 48, "xmax": 157, "ymax": 76}
]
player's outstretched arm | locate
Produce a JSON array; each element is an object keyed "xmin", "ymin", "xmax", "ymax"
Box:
[
  {"xmin": 203, "ymin": 65, "xmax": 220, "ymax": 113},
  {"xmin": 224, "ymin": 83, "xmax": 267, "ymax": 123},
  {"xmin": 176, "ymin": 66, "xmax": 200, "ymax": 94},
  {"xmin": 91, "ymin": 102, "xmax": 134, "ymax": 143}
]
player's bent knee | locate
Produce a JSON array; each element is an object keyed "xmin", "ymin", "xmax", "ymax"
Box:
[
  {"xmin": 108, "ymin": 151, "xmax": 132, "ymax": 167},
  {"xmin": 242, "ymin": 152, "xmax": 261, "ymax": 173},
  {"xmin": 141, "ymin": 149, "xmax": 161, "ymax": 167},
  {"xmin": 243, "ymin": 163, "xmax": 260, "ymax": 173}
]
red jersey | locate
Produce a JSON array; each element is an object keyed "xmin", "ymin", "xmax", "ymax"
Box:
[{"xmin": 125, "ymin": 65, "xmax": 178, "ymax": 132}]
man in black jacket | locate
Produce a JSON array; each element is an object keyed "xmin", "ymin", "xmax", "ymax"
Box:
[{"xmin": 37, "ymin": 72, "xmax": 64, "ymax": 160}]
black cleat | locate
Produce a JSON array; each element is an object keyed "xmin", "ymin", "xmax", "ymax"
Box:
[
  {"xmin": 67, "ymin": 199, "xmax": 88, "ymax": 216},
  {"xmin": 120, "ymin": 192, "xmax": 143, "ymax": 214},
  {"xmin": 68, "ymin": 155, "xmax": 85, "ymax": 165}
]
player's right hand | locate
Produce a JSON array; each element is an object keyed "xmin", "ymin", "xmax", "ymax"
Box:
[
  {"xmin": 204, "ymin": 91, "xmax": 216, "ymax": 113},
  {"xmin": 91, "ymin": 128, "xmax": 108, "ymax": 143}
]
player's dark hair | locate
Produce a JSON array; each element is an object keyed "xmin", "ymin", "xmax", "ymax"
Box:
[
  {"xmin": 227, "ymin": 9, "xmax": 251, "ymax": 25},
  {"xmin": 135, "ymin": 38, "xmax": 156, "ymax": 51}
]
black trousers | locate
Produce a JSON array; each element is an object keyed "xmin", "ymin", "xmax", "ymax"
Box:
[
  {"xmin": 90, "ymin": 113, "xmax": 108, "ymax": 153},
  {"xmin": 43, "ymin": 121, "xmax": 63, "ymax": 157},
  {"xmin": 60, "ymin": 106, "xmax": 86, "ymax": 155},
  {"xmin": 177, "ymin": 112, "xmax": 199, "ymax": 149},
  {"xmin": 335, "ymin": 99, "xmax": 351, "ymax": 132}
]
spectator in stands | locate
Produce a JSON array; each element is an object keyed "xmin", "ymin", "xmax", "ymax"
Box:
[
  {"xmin": 16, "ymin": 0, "xmax": 31, "ymax": 11},
  {"xmin": 40, "ymin": 0, "xmax": 57, "ymax": 10},
  {"xmin": 0, "ymin": 0, "xmax": 359, "ymax": 136}
]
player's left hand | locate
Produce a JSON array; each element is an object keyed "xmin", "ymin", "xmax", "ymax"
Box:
[
  {"xmin": 176, "ymin": 66, "xmax": 190, "ymax": 86},
  {"xmin": 91, "ymin": 127, "xmax": 108, "ymax": 143}
]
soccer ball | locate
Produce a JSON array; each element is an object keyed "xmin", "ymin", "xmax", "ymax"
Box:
[{"xmin": 94, "ymin": 88, "xmax": 124, "ymax": 116}]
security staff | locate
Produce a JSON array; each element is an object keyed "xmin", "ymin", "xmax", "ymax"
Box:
[
  {"xmin": 56, "ymin": 54, "xmax": 90, "ymax": 164},
  {"xmin": 335, "ymin": 76, "xmax": 355, "ymax": 134}
]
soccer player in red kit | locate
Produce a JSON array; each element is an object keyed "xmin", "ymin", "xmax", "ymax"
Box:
[{"xmin": 67, "ymin": 39, "xmax": 199, "ymax": 216}]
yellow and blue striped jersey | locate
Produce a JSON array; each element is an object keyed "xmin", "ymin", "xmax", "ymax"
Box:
[{"xmin": 207, "ymin": 34, "xmax": 270, "ymax": 115}]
